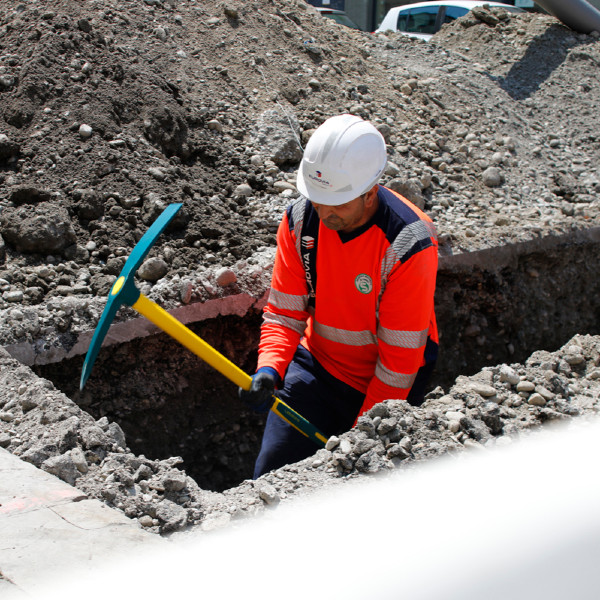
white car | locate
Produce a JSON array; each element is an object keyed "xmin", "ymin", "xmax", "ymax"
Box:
[{"xmin": 376, "ymin": 1, "xmax": 525, "ymax": 40}]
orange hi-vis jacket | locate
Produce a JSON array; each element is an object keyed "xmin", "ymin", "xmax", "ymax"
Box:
[{"xmin": 257, "ymin": 185, "xmax": 439, "ymax": 417}]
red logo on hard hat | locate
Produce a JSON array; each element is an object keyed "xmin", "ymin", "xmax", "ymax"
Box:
[{"xmin": 308, "ymin": 172, "xmax": 331, "ymax": 187}]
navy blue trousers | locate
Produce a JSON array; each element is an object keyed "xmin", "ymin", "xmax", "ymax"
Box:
[{"xmin": 253, "ymin": 345, "xmax": 435, "ymax": 478}]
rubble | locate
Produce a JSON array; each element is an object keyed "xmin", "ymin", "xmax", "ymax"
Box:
[{"xmin": 1, "ymin": 333, "xmax": 599, "ymax": 535}]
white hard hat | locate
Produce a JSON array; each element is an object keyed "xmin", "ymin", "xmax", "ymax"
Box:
[{"xmin": 296, "ymin": 114, "xmax": 387, "ymax": 206}]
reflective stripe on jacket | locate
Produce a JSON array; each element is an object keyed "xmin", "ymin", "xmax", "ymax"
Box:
[{"xmin": 258, "ymin": 185, "xmax": 439, "ymax": 415}]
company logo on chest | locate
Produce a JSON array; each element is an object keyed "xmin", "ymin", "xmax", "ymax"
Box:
[{"xmin": 354, "ymin": 273, "xmax": 373, "ymax": 294}]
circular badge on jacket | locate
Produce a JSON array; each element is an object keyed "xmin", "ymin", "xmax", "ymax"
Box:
[{"xmin": 355, "ymin": 274, "xmax": 373, "ymax": 294}]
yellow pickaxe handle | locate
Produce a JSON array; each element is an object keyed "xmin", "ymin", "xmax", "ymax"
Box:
[{"xmin": 133, "ymin": 294, "xmax": 328, "ymax": 447}]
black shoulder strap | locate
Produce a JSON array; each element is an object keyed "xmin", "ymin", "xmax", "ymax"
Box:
[{"xmin": 300, "ymin": 202, "xmax": 320, "ymax": 310}]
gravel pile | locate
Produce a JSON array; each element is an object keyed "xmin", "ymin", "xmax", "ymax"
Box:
[
  {"xmin": 0, "ymin": 2, "xmax": 599, "ymax": 318},
  {"xmin": 2, "ymin": 333, "xmax": 598, "ymax": 534}
]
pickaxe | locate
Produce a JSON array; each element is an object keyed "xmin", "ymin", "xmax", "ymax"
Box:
[{"xmin": 80, "ymin": 203, "xmax": 327, "ymax": 448}]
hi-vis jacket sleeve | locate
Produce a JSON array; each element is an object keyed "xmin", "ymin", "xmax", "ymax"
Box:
[
  {"xmin": 359, "ymin": 242, "xmax": 438, "ymax": 417},
  {"xmin": 257, "ymin": 212, "xmax": 309, "ymax": 381}
]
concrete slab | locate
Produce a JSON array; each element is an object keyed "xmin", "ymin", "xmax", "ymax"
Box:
[{"xmin": 0, "ymin": 448, "xmax": 166, "ymax": 597}]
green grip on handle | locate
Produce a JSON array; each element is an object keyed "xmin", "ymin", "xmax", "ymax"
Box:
[{"xmin": 271, "ymin": 397, "xmax": 327, "ymax": 447}]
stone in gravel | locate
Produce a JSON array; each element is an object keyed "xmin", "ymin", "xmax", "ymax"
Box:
[
  {"xmin": 139, "ymin": 515, "xmax": 154, "ymax": 528},
  {"xmin": 354, "ymin": 438, "xmax": 378, "ymax": 456},
  {"xmin": 534, "ymin": 385, "xmax": 555, "ymax": 401},
  {"xmin": 134, "ymin": 464, "xmax": 153, "ymax": 482},
  {"xmin": 482, "ymin": 166, "xmax": 504, "ymax": 187},
  {"xmin": 461, "ymin": 417, "xmax": 491, "ymax": 442},
  {"xmin": 2, "ymin": 291, "xmax": 22, "ymax": 303},
  {"xmin": 499, "ymin": 365, "xmax": 520, "ymax": 385},
  {"xmin": 564, "ymin": 352, "xmax": 585, "ymax": 366},
  {"xmin": 79, "ymin": 124, "xmax": 93, "ymax": 139},
  {"xmin": 163, "ymin": 469, "xmax": 187, "ymax": 492},
  {"xmin": 386, "ymin": 178, "xmax": 425, "ymax": 209},
  {"xmin": 155, "ymin": 499, "xmax": 188, "ymax": 532},
  {"xmin": 0, "ymin": 204, "xmax": 77, "ymax": 254},
  {"xmin": 7, "ymin": 185, "xmax": 52, "ymax": 205},
  {"xmin": 80, "ymin": 424, "xmax": 111, "ymax": 449},
  {"xmin": 255, "ymin": 481, "xmax": 280, "ymax": 505},
  {"xmin": 138, "ymin": 257, "xmax": 168, "ymax": 282},
  {"xmin": 71, "ymin": 447, "xmax": 89, "ymax": 474},
  {"xmin": 355, "ymin": 448, "xmax": 387, "ymax": 473},
  {"xmin": 201, "ymin": 512, "xmax": 232, "ymax": 532},
  {"xmin": 147, "ymin": 167, "xmax": 167, "ymax": 181},
  {"xmin": 339, "ymin": 439, "xmax": 352, "ymax": 454},
  {"xmin": 0, "ymin": 411, "xmax": 15, "ymax": 423},
  {"xmin": 377, "ymin": 417, "xmax": 397, "ymax": 435},
  {"xmin": 42, "ymin": 453, "xmax": 79, "ymax": 486},
  {"xmin": 528, "ymin": 393, "xmax": 546, "ymax": 406},
  {"xmin": 469, "ymin": 382, "xmax": 498, "ymax": 398},
  {"xmin": 325, "ymin": 436, "xmax": 340, "ymax": 451},
  {"xmin": 56, "ymin": 416, "xmax": 80, "ymax": 452},
  {"xmin": 207, "ymin": 119, "xmax": 223, "ymax": 132},
  {"xmin": 0, "ymin": 432, "xmax": 10, "ymax": 447},
  {"xmin": 387, "ymin": 443, "xmax": 410, "ymax": 460},
  {"xmin": 463, "ymin": 439, "xmax": 485, "ymax": 450},
  {"xmin": 21, "ymin": 447, "xmax": 49, "ymax": 467},
  {"xmin": 234, "ymin": 183, "xmax": 253, "ymax": 197},
  {"xmin": 356, "ymin": 416, "xmax": 377, "ymax": 438},
  {"xmin": 516, "ymin": 381, "xmax": 535, "ymax": 392},
  {"xmin": 251, "ymin": 109, "xmax": 303, "ymax": 165},
  {"xmin": 107, "ymin": 422, "xmax": 127, "ymax": 449},
  {"xmin": 445, "ymin": 410, "xmax": 465, "ymax": 422},
  {"xmin": 215, "ymin": 267, "xmax": 237, "ymax": 287},
  {"xmin": 480, "ymin": 403, "xmax": 503, "ymax": 435}
]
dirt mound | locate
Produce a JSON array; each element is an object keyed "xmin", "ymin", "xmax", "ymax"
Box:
[{"xmin": 1, "ymin": 1, "xmax": 599, "ymax": 312}]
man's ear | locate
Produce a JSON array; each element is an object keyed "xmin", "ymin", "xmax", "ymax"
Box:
[{"xmin": 364, "ymin": 185, "xmax": 378, "ymax": 207}]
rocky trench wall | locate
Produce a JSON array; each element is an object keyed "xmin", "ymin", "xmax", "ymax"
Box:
[
  {"xmin": 33, "ymin": 313, "xmax": 267, "ymax": 492},
  {"xmin": 433, "ymin": 227, "xmax": 600, "ymax": 389},
  {"xmin": 28, "ymin": 227, "xmax": 600, "ymax": 492}
]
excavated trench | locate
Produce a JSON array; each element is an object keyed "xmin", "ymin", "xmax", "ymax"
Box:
[{"xmin": 32, "ymin": 229, "xmax": 600, "ymax": 493}]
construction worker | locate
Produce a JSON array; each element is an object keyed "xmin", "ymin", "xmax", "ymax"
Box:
[{"xmin": 240, "ymin": 114, "xmax": 439, "ymax": 478}]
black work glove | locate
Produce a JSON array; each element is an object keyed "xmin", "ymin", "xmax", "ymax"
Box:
[{"xmin": 239, "ymin": 367, "xmax": 278, "ymax": 413}]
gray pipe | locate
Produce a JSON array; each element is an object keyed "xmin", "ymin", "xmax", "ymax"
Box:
[{"xmin": 535, "ymin": 0, "xmax": 600, "ymax": 33}]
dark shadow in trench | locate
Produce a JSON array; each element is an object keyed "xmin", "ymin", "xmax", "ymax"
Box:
[{"xmin": 34, "ymin": 313, "xmax": 267, "ymax": 493}]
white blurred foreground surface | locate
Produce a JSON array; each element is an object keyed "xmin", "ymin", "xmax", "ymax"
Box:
[{"xmin": 30, "ymin": 417, "xmax": 600, "ymax": 600}]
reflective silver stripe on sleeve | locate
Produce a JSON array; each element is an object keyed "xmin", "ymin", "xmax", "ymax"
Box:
[
  {"xmin": 375, "ymin": 360, "xmax": 417, "ymax": 389},
  {"xmin": 291, "ymin": 198, "xmax": 305, "ymax": 260},
  {"xmin": 392, "ymin": 220, "xmax": 433, "ymax": 264},
  {"xmin": 378, "ymin": 326, "xmax": 428, "ymax": 349},
  {"xmin": 380, "ymin": 245, "xmax": 397, "ymax": 289},
  {"xmin": 380, "ymin": 219, "xmax": 437, "ymax": 288},
  {"xmin": 263, "ymin": 312, "xmax": 307, "ymax": 336},
  {"xmin": 313, "ymin": 321, "xmax": 377, "ymax": 346},
  {"xmin": 268, "ymin": 288, "xmax": 308, "ymax": 312}
]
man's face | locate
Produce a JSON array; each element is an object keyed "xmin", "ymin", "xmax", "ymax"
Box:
[{"xmin": 311, "ymin": 193, "xmax": 371, "ymax": 233}]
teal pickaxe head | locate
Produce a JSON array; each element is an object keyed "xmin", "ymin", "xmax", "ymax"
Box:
[
  {"xmin": 80, "ymin": 202, "xmax": 183, "ymax": 390},
  {"xmin": 79, "ymin": 203, "xmax": 327, "ymax": 447}
]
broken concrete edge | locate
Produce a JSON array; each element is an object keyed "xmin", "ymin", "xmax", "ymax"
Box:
[
  {"xmin": 438, "ymin": 225, "xmax": 600, "ymax": 272},
  {"xmin": 3, "ymin": 290, "xmax": 270, "ymax": 367},
  {"xmin": 0, "ymin": 447, "xmax": 167, "ymax": 597},
  {"xmin": 2, "ymin": 225, "xmax": 599, "ymax": 367}
]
